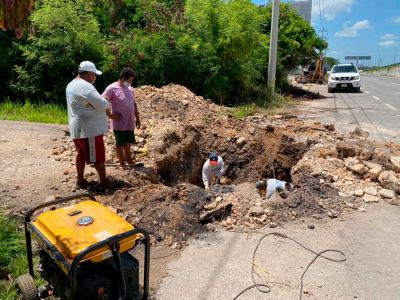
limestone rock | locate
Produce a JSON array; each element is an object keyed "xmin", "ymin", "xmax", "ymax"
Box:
[
  {"xmin": 368, "ymin": 166, "xmax": 382, "ymax": 180},
  {"xmin": 249, "ymin": 206, "xmax": 264, "ymax": 217},
  {"xmin": 390, "ymin": 156, "xmax": 400, "ymax": 173},
  {"xmin": 363, "ymin": 194, "xmax": 379, "ymax": 203},
  {"xmin": 364, "ymin": 187, "xmax": 378, "ymax": 196},
  {"xmin": 345, "ymin": 158, "xmax": 368, "ymax": 174},
  {"xmin": 379, "ymin": 189, "xmax": 395, "ymax": 199},
  {"xmin": 385, "ymin": 198, "xmax": 399, "ymax": 206},
  {"xmin": 337, "ymin": 142, "xmax": 356, "ymax": 158},
  {"xmin": 360, "ymin": 146, "xmax": 375, "ymax": 161},
  {"xmin": 236, "ymin": 137, "xmax": 246, "ymax": 147},
  {"xmin": 269, "ymin": 222, "xmax": 277, "ymax": 228},
  {"xmin": 327, "ymin": 210, "xmax": 339, "ymax": 218},
  {"xmin": 352, "ymin": 164, "xmax": 368, "ymax": 175},
  {"xmin": 378, "ymin": 171, "xmax": 400, "ymax": 192},
  {"xmin": 354, "ymin": 189, "xmax": 364, "ymax": 197},
  {"xmin": 204, "ymin": 202, "xmax": 217, "ymax": 210},
  {"xmin": 344, "ymin": 157, "xmax": 359, "ymax": 170},
  {"xmin": 350, "ymin": 127, "xmax": 369, "ymax": 139}
]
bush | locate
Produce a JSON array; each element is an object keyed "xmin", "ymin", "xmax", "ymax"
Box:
[
  {"xmin": 3, "ymin": 0, "xmax": 326, "ymax": 106},
  {"xmin": 11, "ymin": 0, "xmax": 106, "ymax": 104}
]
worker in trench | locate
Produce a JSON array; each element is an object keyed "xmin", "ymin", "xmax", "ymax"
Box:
[
  {"xmin": 256, "ymin": 178, "xmax": 294, "ymax": 199},
  {"xmin": 202, "ymin": 152, "xmax": 225, "ymax": 191}
]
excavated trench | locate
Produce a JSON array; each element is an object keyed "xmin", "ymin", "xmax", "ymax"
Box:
[{"xmin": 153, "ymin": 129, "xmax": 312, "ymax": 188}]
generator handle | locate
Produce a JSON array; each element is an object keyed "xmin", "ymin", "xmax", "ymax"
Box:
[
  {"xmin": 24, "ymin": 193, "xmax": 96, "ymax": 278},
  {"xmin": 70, "ymin": 228, "xmax": 150, "ymax": 300},
  {"xmin": 25, "ymin": 193, "xmax": 96, "ymax": 223}
]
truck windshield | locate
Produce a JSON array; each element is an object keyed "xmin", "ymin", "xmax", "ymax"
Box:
[{"xmin": 332, "ymin": 65, "xmax": 357, "ymax": 73}]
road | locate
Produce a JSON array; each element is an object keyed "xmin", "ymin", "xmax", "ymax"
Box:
[
  {"xmin": 156, "ymin": 204, "xmax": 400, "ymax": 299},
  {"xmin": 154, "ymin": 75, "xmax": 400, "ymax": 300},
  {"xmin": 293, "ymin": 74, "xmax": 400, "ymax": 143}
]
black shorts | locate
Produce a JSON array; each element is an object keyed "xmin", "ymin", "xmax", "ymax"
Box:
[{"xmin": 113, "ymin": 130, "xmax": 135, "ymax": 146}]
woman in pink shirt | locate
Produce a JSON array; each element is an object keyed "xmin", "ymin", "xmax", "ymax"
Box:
[{"xmin": 102, "ymin": 67, "xmax": 141, "ymax": 167}]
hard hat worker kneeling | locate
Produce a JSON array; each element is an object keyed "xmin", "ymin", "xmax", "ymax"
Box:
[{"xmin": 202, "ymin": 152, "xmax": 225, "ymax": 191}]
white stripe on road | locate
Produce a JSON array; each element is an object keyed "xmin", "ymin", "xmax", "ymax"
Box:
[
  {"xmin": 391, "ymin": 83, "xmax": 400, "ymax": 86},
  {"xmin": 385, "ymin": 104, "xmax": 398, "ymax": 111},
  {"xmin": 372, "ymin": 96, "xmax": 380, "ymax": 100},
  {"xmin": 364, "ymin": 91, "xmax": 370, "ymax": 94},
  {"xmin": 396, "ymin": 92, "xmax": 400, "ymax": 95}
]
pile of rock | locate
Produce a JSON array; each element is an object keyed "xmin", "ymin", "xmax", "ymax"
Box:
[{"xmin": 293, "ymin": 127, "xmax": 400, "ymax": 207}]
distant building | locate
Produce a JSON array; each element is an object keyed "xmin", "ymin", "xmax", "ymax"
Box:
[{"xmin": 290, "ymin": 0, "xmax": 312, "ymax": 23}]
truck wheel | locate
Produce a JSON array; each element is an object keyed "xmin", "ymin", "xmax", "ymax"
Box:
[
  {"xmin": 328, "ymin": 87, "xmax": 334, "ymax": 93},
  {"xmin": 354, "ymin": 87, "xmax": 361, "ymax": 93},
  {"xmin": 16, "ymin": 274, "xmax": 39, "ymax": 300}
]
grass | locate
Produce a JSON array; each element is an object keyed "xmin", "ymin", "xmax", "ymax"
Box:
[
  {"xmin": 0, "ymin": 214, "xmax": 28, "ymax": 299},
  {"xmin": 0, "ymin": 213, "xmax": 46, "ymax": 299},
  {"xmin": 364, "ymin": 63, "xmax": 400, "ymax": 73},
  {"xmin": 0, "ymin": 99, "xmax": 68, "ymax": 124},
  {"xmin": 230, "ymin": 103, "xmax": 258, "ymax": 119},
  {"xmin": 230, "ymin": 92, "xmax": 294, "ymax": 120}
]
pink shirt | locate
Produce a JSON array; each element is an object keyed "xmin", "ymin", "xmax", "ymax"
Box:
[{"xmin": 102, "ymin": 82, "xmax": 136, "ymax": 131}]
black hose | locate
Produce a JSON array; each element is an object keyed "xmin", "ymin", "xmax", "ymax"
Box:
[{"xmin": 233, "ymin": 232, "xmax": 347, "ymax": 300}]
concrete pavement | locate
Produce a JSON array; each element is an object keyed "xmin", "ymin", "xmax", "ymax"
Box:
[
  {"xmin": 156, "ymin": 203, "xmax": 400, "ymax": 299},
  {"xmin": 293, "ymin": 74, "xmax": 400, "ymax": 143}
]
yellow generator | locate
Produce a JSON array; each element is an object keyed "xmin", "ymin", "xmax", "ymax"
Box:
[{"xmin": 16, "ymin": 193, "xmax": 150, "ymax": 300}]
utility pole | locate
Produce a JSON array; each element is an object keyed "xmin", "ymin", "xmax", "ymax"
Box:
[
  {"xmin": 318, "ymin": 28, "xmax": 328, "ymax": 40},
  {"xmin": 267, "ymin": 0, "xmax": 280, "ymax": 90},
  {"xmin": 394, "ymin": 47, "xmax": 398, "ymax": 65}
]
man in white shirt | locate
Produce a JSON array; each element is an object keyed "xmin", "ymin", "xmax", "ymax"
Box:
[
  {"xmin": 202, "ymin": 152, "xmax": 225, "ymax": 190},
  {"xmin": 66, "ymin": 61, "xmax": 115, "ymax": 190},
  {"xmin": 266, "ymin": 179, "xmax": 293, "ymax": 199}
]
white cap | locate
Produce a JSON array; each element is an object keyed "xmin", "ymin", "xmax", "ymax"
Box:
[{"xmin": 78, "ymin": 61, "xmax": 102, "ymax": 75}]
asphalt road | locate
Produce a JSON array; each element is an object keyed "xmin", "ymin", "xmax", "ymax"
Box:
[{"xmin": 294, "ymin": 74, "xmax": 400, "ymax": 143}]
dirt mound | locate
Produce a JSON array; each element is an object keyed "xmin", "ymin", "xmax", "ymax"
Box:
[
  {"xmin": 53, "ymin": 85, "xmax": 400, "ymax": 247},
  {"xmin": 283, "ymin": 84, "xmax": 325, "ymax": 100}
]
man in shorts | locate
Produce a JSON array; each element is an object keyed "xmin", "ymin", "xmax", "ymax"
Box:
[
  {"xmin": 102, "ymin": 67, "xmax": 141, "ymax": 167},
  {"xmin": 66, "ymin": 61, "xmax": 115, "ymax": 189}
]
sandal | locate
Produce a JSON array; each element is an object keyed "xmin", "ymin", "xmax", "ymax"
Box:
[
  {"xmin": 127, "ymin": 162, "xmax": 145, "ymax": 168},
  {"xmin": 75, "ymin": 179, "xmax": 96, "ymax": 189},
  {"xmin": 88, "ymin": 180, "xmax": 125, "ymax": 192}
]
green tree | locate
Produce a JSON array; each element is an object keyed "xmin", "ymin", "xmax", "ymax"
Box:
[
  {"xmin": 325, "ymin": 56, "xmax": 339, "ymax": 69},
  {"xmin": 12, "ymin": 0, "xmax": 106, "ymax": 103}
]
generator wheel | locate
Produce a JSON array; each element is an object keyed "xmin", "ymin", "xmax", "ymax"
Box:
[{"xmin": 15, "ymin": 274, "xmax": 39, "ymax": 300}]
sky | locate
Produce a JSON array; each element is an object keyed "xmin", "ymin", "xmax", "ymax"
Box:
[{"xmin": 252, "ymin": 0, "xmax": 400, "ymax": 66}]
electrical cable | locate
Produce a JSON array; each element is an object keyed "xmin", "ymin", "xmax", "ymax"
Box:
[
  {"xmin": 318, "ymin": 0, "xmax": 324, "ymax": 29},
  {"xmin": 233, "ymin": 232, "xmax": 347, "ymax": 300}
]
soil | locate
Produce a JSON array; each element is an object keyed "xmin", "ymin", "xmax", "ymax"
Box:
[{"xmin": 1, "ymin": 84, "xmax": 399, "ymax": 297}]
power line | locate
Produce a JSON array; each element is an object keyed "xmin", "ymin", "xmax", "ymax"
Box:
[
  {"xmin": 321, "ymin": 0, "xmax": 326, "ymax": 28},
  {"xmin": 318, "ymin": 0, "xmax": 324, "ymax": 29}
]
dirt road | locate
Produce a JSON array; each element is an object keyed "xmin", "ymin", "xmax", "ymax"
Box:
[{"xmin": 0, "ymin": 121, "xmax": 71, "ymax": 210}]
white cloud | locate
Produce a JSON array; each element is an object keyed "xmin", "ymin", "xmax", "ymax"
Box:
[
  {"xmin": 378, "ymin": 40, "xmax": 398, "ymax": 47},
  {"xmin": 335, "ymin": 20, "xmax": 371, "ymax": 37},
  {"xmin": 312, "ymin": 0, "xmax": 355, "ymax": 22},
  {"xmin": 352, "ymin": 20, "xmax": 371, "ymax": 30},
  {"xmin": 393, "ymin": 17, "xmax": 400, "ymax": 24},
  {"xmin": 381, "ymin": 34, "xmax": 399, "ymax": 40}
]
